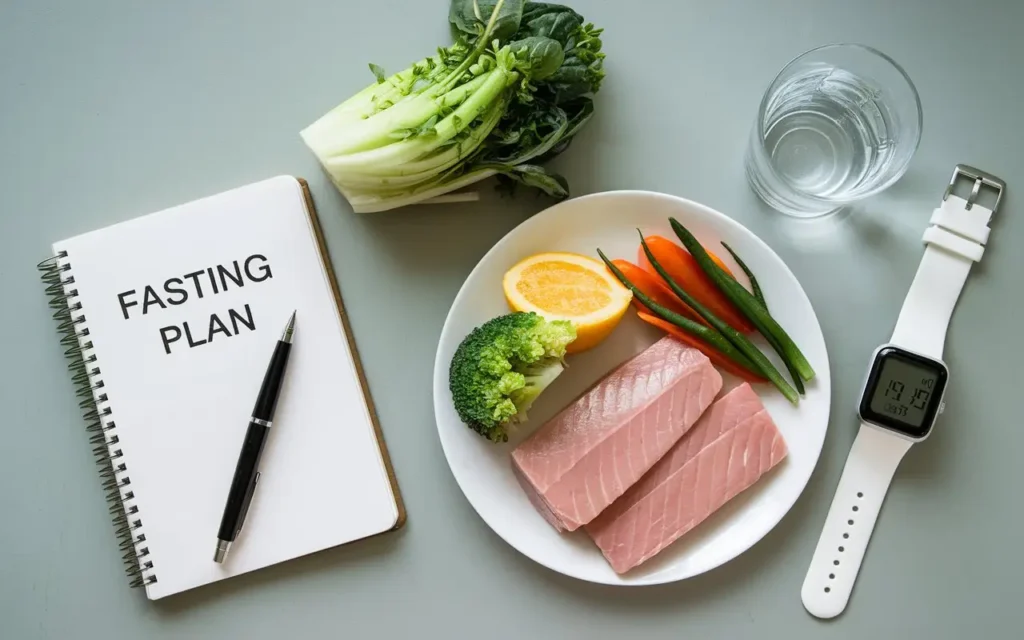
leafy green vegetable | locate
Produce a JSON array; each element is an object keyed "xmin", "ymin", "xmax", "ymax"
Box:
[
  {"xmin": 300, "ymin": 0, "xmax": 605, "ymax": 213},
  {"xmin": 449, "ymin": 311, "xmax": 576, "ymax": 443}
]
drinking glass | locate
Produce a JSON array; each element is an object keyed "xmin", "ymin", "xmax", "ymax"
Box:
[{"xmin": 745, "ymin": 44, "xmax": 923, "ymax": 218}]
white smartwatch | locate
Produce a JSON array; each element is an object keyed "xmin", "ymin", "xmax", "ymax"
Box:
[{"xmin": 801, "ymin": 165, "xmax": 1006, "ymax": 619}]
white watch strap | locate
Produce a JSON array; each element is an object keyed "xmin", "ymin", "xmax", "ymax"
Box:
[
  {"xmin": 801, "ymin": 424, "xmax": 912, "ymax": 618},
  {"xmin": 889, "ymin": 193, "xmax": 992, "ymax": 358},
  {"xmin": 803, "ymin": 166, "xmax": 1005, "ymax": 619}
]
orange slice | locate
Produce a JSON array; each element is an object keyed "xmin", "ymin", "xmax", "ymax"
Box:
[{"xmin": 502, "ymin": 252, "xmax": 633, "ymax": 353}]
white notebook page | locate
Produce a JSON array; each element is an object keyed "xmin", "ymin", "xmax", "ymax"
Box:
[{"xmin": 53, "ymin": 176, "xmax": 399, "ymax": 599}]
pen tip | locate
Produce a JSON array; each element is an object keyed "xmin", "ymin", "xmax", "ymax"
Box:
[{"xmin": 282, "ymin": 311, "xmax": 296, "ymax": 343}]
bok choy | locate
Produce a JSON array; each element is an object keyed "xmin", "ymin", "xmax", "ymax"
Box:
[{"xmin": 299, "ymin": 0, "xmax": 605, "ymax": 213}]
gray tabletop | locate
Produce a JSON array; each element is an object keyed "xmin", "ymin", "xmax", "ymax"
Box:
[{"xmin": 2, "ymin": 1, "xmax": 1022, "ymax": 638}]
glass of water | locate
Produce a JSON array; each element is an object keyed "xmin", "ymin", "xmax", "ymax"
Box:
[{"xmin": 745, "ymin": 44, "xmax": 923, "ymax": 218}]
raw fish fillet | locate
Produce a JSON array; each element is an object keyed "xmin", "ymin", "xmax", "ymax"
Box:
[
  {"xmin": 512, "ymin": 337, "xmax": 723, "ymax": 532},
  {"xmin": 586, "ymin": 383, "xmax": 787, "ymax": 574}
]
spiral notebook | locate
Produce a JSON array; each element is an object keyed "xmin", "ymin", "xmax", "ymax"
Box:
[{"xmin": 40, "ymin": 176, "xmax": 405, "ymax": 600}]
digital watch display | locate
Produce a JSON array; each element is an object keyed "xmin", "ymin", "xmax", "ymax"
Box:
[{"xmin": 858, "ymin": 345, "xmax": 948, "ymax": 438}]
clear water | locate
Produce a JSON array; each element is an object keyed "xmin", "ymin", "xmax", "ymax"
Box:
[{"xmin": 763, "ymin": 66, "xmax": 895, "ymax": 201}]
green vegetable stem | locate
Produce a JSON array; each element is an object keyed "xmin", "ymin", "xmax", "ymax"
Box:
[
  {"xmin": 720, "ymin": 240, "xmax": 806, "ymax": 395},
  {"xmin": 637, "ymin": 232, "xmax": 800, "ymax": 405},
  {"xmin": 720, "ymin": 242, "xmax": 767, "ymax": 310},
  {"xmin": 670, "ymin": 218, "xmax": 815, "ymax": 383},
  {"xmin": 300, "ymin": 0, "xmax": 605, "ymax": 213}
]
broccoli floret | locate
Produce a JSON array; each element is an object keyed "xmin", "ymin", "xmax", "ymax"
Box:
[{"xmin": 449, "ymin": 312, "xmax": 576, "ymax": 443}]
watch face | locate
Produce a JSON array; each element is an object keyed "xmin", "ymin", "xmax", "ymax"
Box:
[{"xmin": 859, "ymin": 346, "xmax": 948, "ymax": 438}]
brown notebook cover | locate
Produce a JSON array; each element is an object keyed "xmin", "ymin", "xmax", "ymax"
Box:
[{"xmin": 296, "ymin": 176, "xmax": 407, "ymax": 530}]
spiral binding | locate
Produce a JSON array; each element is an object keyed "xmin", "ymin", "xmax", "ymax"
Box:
[{"xmin": 39, "ymin": 251, "xmax": 157, "ymax": 589}]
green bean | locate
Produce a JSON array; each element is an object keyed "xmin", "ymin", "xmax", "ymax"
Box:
[
  {"xmin": 670, "ymin": 218, "xmax": 815, "ymax": 383},
  {"xmin": 720, "ymin": 242, "xmax": 767, "ymax": 309}
]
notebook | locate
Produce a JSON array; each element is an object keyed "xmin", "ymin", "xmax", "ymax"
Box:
[{"xmin": 39, "ymin": 176, "xmax": 405, "ymax": 600}]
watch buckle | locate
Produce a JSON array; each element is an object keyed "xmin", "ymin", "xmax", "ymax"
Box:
[{"xmin": 943, "ymin": 164, "xmax": 1006, "ymax": 214}]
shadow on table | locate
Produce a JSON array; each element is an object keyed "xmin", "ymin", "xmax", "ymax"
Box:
[
  {"xmin": 744, "ymin": 165, "xmax": 941, "ymax": 253},
  {"xmin": 754, "ymin": 198, "xmax": 904, "ymax": 257}
]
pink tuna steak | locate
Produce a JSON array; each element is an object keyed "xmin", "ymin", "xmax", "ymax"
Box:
[
  {"xmin": 586, "ymin": 382, "xmax": 787, "ymax": 574},
  {"xmin": 511, "ymin": 337, "xmax": 723, "ymax": 532}
]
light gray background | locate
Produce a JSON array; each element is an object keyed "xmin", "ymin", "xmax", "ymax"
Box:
[{"xmin": 2, "ymin": 1, "xmax": 1022, "ymax": 638}]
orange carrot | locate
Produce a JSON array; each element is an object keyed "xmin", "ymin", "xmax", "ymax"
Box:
[
  {"xmin": 638, "ymin": 236, "xmax": 734, "ymax": 275},
  {"xmin": 609, "ymin": 259, "xmax": 706, "ymax": 326},
  {"xmin": 636, "ymin": 311, "xmax": 766, "ymax": 382},
  {"xmin": 637, "ymin": 235, "xmax": 754, "ymax": 334}
]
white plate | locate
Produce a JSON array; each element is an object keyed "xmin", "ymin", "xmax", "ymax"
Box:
[{"xmin": 432, "ymin": 191, "xmax": 830, "ymax": 585}]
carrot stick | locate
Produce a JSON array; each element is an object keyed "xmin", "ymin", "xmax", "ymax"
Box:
[
  {"xmin": 609, "ymin": 259, "xmax": 706, "ymax": 326},
  {"xmin": 636, "ymin": 311, "xmax": 766, "ymax": 383},
  {"xmin": 637, "ymin": 235, "xmax": 754, "ymax": 334},
  {"xmin": 639, "ymin": 236, "xmax": 735, "ymax": 276}
]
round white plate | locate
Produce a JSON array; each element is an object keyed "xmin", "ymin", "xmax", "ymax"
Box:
[{"xmin": 432, "ymin": 191, "xmax": 830, "ymax": 585}]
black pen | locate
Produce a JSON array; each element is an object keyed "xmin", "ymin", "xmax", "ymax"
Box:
[{"xmin": 214, "ymin": 311, "xmax": 296, "ymax": 563}]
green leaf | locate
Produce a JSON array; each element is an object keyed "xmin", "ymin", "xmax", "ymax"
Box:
[
  {"xmin": 388, "ymin": 128, "xmax": 417, "ymax": 141},
  {"xmin": 560, "ymin": 97, "xmax": 595, "ymax": 140},
  {"xmin": 449, "ymin": 0, "xmax": 525, "ymax": 43},
  {"xmin": 529, "ymin": 98, "xmax": 593, "ymax": 163},
  {"xmin": 448, "ymin": 0, "xmax": 483, "ymax": 35},
  {"xmin": 417, "ymin": 114, "xmax": 440, "ymax": 136},
  {"xmin": 487, "ymin": 104, "xmax": 568, "ymax": 165},
  {"xmin": 519, "ymin": 3, "xmax": 583, "ymax": 42},
  {"xmin": 489, "ymin": 164, "xmax": 569, "ymax": 199},
  {"xmin": 543, "ymin": 22, "xmax": 605, "ymax": 102},
  {"xmin": 369, "ymin": 63, "xmax": 387, "ymax": 84},
  {"xmin": 509, "ymin": 36, "xmax": 565, "ymax": 81},
  {"xmin": 546, "ymin": 59, "xmax": 603, "ymax": 102}
]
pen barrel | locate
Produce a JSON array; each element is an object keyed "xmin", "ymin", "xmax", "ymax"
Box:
[
  {"xmin": 217, "ymin": 422, "xmax": 270, "ymax": 541},
  {"xmin": 251, "ymin": 341, "xmax": 292, "ymax": 422}
]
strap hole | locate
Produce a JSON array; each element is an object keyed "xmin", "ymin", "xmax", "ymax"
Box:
[
  {"xmin": 839, "ymin": 546, "xmax": 845, "ymax": 552},
  {"xmin": 824, "ymin": 587, "xmax": 831, "ymax": 593},
  {"xmin": 829, "ymin": 573, "xmax": 835, "ymax": 579},
  {"xmin": 857, "ymin": 492, "xmax": 864, "ymax": 498},
  {"xmin": 843, "ymin": 533, "xmax": 849, "ymax": 539},
  {"xmin": 852, "ymin": 506, "xmax": 859, "ymax": 512},
  {"xmin": 833, "ymin": 560, "xmax": 840, "ymax": 566},
  {"xmin": 848, "ymin": 519, "xmax": 854, "ymax": 525}
]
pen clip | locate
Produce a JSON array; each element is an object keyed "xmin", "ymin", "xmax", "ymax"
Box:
[{"xmin": 235, "ymin": 471, "xmax": 260, "ymax": 536}]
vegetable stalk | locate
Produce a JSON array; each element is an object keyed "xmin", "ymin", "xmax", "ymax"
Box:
[
  {"xmin": 720, "ymin": 242, "xmax": 767, "ymax": 309},
  {"xmin": 300, "ymin": 0, "xmax": 606, "ymax": 213}
]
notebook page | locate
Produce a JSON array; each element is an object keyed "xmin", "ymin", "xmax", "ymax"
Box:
[{"xmin": 53, "ymin": 176, "xmax": 398, "ymax": 599}]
